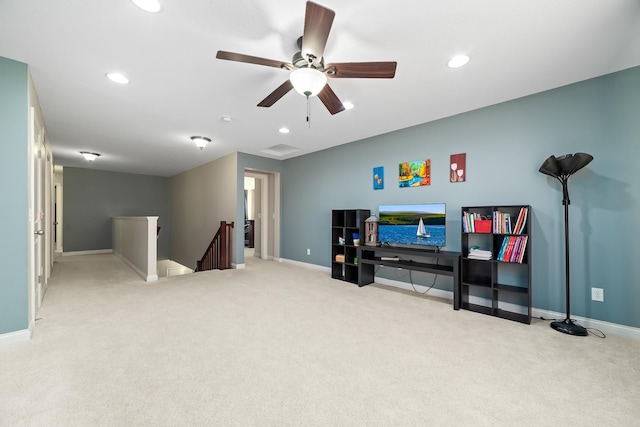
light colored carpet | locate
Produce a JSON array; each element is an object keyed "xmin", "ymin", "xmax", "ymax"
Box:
[{"xmin": 1, "ymin": 253, "xmax": 639, "ymax": 426}]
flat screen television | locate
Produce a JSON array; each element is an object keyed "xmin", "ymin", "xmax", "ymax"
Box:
[{"xmin": 378, "ymin": 203, "xmax": 446, "ymax": 249}]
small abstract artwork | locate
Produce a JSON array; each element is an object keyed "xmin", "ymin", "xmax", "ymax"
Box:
[
  {"xmin": 399, "ymin": 159, "xmax": 430, "ymax": 187},
  {"xmin": 450, "ymin": 153, "xmax": 466, "ymax": 182},
  {"xmin": 373, "ymin": 166, "xmax": 384, "ymax": 190}
]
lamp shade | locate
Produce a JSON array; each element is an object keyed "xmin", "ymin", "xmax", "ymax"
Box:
[
  {"xmin": 289, "ymin": 68, "xmax": 327, "ymax": 97},
  {"xmin": 539, "ymin": 153, "xmax": 593, "ymax": 178}
]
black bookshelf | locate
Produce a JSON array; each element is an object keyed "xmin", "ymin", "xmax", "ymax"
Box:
[
  {"xmin": 331, "ymin": 209, "xmax": 370, "ymax": 284},
  {"xmin": 461, "ymin": 205, "xmax": 532, "ymax": 324}
]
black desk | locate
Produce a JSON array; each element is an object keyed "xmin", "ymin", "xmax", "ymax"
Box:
[{"xmin": 357, "ymin": 246, "xmax": 462, "ymax": 310}]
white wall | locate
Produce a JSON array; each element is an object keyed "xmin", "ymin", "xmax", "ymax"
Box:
[
  {"xmin": 170, "ymin": 152, "xmax": 238, "ymax": 269},
  {"xmin": 112, "ymin": 216, "xmax": 158, "ymax": 282}
]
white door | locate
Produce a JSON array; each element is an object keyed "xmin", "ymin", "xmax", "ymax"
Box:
[{"xmin": 31, "ymin": 109, "xmax": 46, "ymax": 310}]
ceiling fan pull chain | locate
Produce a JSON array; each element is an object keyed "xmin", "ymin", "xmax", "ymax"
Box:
[{"xmin": 307, "ymin": 95, "xmax": 311, "ymax": 127}]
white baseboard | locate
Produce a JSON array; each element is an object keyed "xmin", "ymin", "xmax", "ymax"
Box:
[
  {"xmin": 62, "ymin": 249, "xmax": 113, "ymax": 256},
  {"xmin": 280, "ymin": 258, "xmax": 330, "ymax": 272},
  {"xmin": 0, "ymin": 327, "xmax": 32, "ymax": 349},
  {"xmin": 113, "ymin": 251, "xmax": 157, "ymax": 282},
  {"xmin": 532, "ymin": 308, "xmax": 640, "ymax": 340},
  {"xmin": 280, "ymin": 258, "xmax": 640, "ymax": 341}
]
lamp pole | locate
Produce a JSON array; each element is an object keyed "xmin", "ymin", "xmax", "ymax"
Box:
[
  {"xmin": 539, "ymin": 152, "xmax": 593, "ymax": 336},
  {"xmin": 550, "ymin": 175, "xmax": 588, "ymax": 336}
]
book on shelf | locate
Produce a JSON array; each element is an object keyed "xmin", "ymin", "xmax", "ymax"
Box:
[
  {"xmin": 503, "ymin": 236, "xmax": 516, "ymax": 261},
  {"xmin": 497, "ymin": 235, "xmax": 528, "ymax": 263},
  {"xmin": 497, "ymin": 236, "xmax": 508, "ymax": 260},
  {"xmin": 517, "ymin": 235, "xmax": 528, "ymax": 263},
  {"xmin": 492, "ymin": 210, "xmax": 513, "ymax": 234},
  {"xmin": 513, "ymin": 207, "xmax": 528, "ymax": 234},
  {"xmin": 462, "ymin": 211, "xmax": 485, "ymax": 233}
]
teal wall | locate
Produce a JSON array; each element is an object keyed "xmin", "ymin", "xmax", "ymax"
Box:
[
  {"xmin": 0, "ymin": 57, "xmax": 29, "ymax": 334},
  {"xmin": 63, "ymin": 168, "xmax": 172, "ymax": 259},
  {"xmin": 281, "ymin": 66, "xmax": 640, "ymax": 328}
]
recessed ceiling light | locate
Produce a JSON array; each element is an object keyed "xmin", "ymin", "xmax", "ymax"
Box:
[
  {"xmin": 343, "ymin": 101, "xmax": 354, "ymax": 110},
  {"xmin": 130, "ymin": 0, "xmax": 161, "ymax": 13},
  {"xmin": 222, "ymin": 116, "xmax": 232, "ymax": 122},
  {"xmin": 279, "ymin": 127, "xmax": 290, "ymax": 134},
  {"xmin": 106, "ymin": 72, "xmax": 130, "ymax": 84},
  {"xmin": 447, "ymin": 55, "xmax": 470, "ymax": 69}
]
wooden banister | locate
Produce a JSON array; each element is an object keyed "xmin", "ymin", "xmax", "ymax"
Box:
[{"xmin": 196, "ymin": 221, "xmax": 235, "ymax": 272}]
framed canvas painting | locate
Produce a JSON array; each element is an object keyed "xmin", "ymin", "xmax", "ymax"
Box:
[
  {"xmin": 450, "ymin": 153, "xmax": 466, "ymax": 182},
  {"xmin": 399, "ymin": 159, "xmax": 430, "ymax": 187},
  {"xmin": 373, "ymin": 166, "xmax": 384, "ymax": 190}
]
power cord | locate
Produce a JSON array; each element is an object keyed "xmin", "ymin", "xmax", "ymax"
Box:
[{"xmin": 396, "ymin": 257, "xmax": 440, "ymax": 295}]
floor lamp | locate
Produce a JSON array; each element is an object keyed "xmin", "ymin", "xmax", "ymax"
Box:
[{"xmin": 539, "ymin": 152, "xmax": 593, "ymax": 336}]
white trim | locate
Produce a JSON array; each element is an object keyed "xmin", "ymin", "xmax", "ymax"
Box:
[
  {"xmin": 233, "ymin": 263, "xmax": 246, "ymax": 269},
  {"xmin": 279, "ymin": 258, "xmax": 640, "ymax": 340},
  {"xmin": 62, "ymin": 249, "xmax": 113, "ymax": 256},
  {"xmin": 113, "ymin": 251, "xmax": 158, "ymax": 282},
  {"xmin": 373, "ymin": 276, "xmax": 455, "ymax": 302},
  {"xmin": 0, "ymin": 328, "xmax": 32, "ymax": 349},
  {"xmin": 280, "ymin": 258, "xmax": 331, "ymax": 272},
  {"xmin": 532, "ymin": 308, "xmax": 640, "ymax": 341}
]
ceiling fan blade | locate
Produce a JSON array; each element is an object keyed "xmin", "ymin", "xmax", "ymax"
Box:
[
  {"xmin": 317, "ymin": 84, "xmax": 345, "ymax": 115},
  {"xmin": 301, "ymin": 1, "xmax": 335, "ymax": 66},
  {"xmin": 216, "ymin": 51, "xmax": 294, "ymax": 70},
  {"xmin": 257, "ymin": 80, "xmax": 294, "ymax": 107},
  {"xmin": 326, "ymin": 62, "xmax": 397, "ymax": 78}
]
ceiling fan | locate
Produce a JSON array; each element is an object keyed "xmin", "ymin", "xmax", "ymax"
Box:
[{"xmin": 216, "ymin": 1, "xmax": 397, "ymax": 115}]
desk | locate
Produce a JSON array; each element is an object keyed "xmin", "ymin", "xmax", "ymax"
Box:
[{"xmin": 357, "ymin": 246, "xmax": 461, "ymax": 310}]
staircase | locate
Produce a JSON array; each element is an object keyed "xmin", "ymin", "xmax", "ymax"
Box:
[{"xmin": 196, "ymin": 221, "xmax": 234, "ymax": 272}]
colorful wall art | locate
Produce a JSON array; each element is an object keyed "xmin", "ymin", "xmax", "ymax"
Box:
[
  {"xmin": 373, "ymin": 166, "xmax": 384, "ymax": 190},
  {"xmin": 450, "ymin": 153, "xmax": 466, "ymax": 182},
  {"xmin": 399, "ymin": 159, "xmax": 430, "ymax": 187}
]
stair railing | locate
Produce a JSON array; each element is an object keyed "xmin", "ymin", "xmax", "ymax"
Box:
[{"xmin": 196, "ymin": 221, "xmax": 234, "ymax": 271}]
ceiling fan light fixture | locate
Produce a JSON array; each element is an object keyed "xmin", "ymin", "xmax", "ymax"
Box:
[
  {"xmin": 190, "ymin": 136, "xmax": 211, "ymax": 150},
  {"xmin": 290, "ymin": 68, "xmax": 327, "ymax": 97},
  {"xmin": 80, "ymin": 151, "xmax": 100, "ymax": 162}
]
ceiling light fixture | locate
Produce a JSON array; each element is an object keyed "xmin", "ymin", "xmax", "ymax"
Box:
[
  {"xmin": 343, "ymin": 101, "xmax": 354, "ymax": 110},
  {"xmin": 106, "ymin": 72, "xmax": 130, "ymax": 84},
  {"xmin": 222, "ymin": 116, "xmax": 232, "ymax": 122},
  {"xmin": 289, "ymin": 68, "xmax": 327, "ymax": 97},
  {"xmin": 80, "ymin": 151, "xmax": 100, "ymax": 162},
  {"xmin": 447, "ymin": 55, "xmax": 470, "ymax": 69},
  {"xmin": 279, "ymin": 127, "xmax": 290, "ymax": 134},
  {"xmin": 190, "ymin": 136, "xmax": 211, "ymax": 150},
  {"xmin": 130, "ymin": 0, "xmax": 161, "ymax": 13}
]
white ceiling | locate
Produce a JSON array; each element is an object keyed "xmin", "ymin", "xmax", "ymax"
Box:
[{"xmin": 1, "ymin": 0, "xmax": 639, "ymax": 177}]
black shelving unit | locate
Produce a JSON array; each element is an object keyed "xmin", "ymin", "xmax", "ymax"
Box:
[
  {"xmin": 331, "ymin": 209, "xmax": 370, "ymax": 284},
  {"xmin": 461, "ymin": 205, "xmax": 532, "ymax": 324}
]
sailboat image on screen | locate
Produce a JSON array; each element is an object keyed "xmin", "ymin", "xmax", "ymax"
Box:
[
  {"xmin": 416, "ymin": 217, "xmax": 430, "ymax": 238},
  {"xmin": 378, "ymin": 203, "xmax": 446, "ymax": 249}
]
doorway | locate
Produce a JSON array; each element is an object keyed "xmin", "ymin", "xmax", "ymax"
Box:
[{"xmin": 243, "ymin": 170, "xmax": 280, "ymax": 262}]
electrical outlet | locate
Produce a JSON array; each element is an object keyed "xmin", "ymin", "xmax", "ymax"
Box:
[
  {"xmin": 306, "ymin": 248, "xmax": 310, "ymax": 255},
  {"xmin": 591, "ymin": 287, "xmax": 604, "ymax": 302}
]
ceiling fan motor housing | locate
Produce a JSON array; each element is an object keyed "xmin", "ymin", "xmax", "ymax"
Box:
[{"xmin": 292, "ymin": 50, "xmax": 324, "ymax": 70}]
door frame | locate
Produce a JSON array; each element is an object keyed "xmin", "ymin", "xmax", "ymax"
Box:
[{"xmin": 243, "ymin": 170, "xmax": 280, "ymax": 262}]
